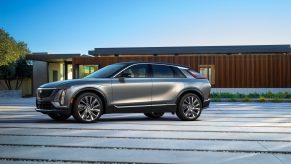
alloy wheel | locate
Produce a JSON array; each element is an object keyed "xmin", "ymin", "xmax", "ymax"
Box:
[
  {"xmin": 77, "ymin": 95, "xmax": 101, "ymax": 121},
  {"xmin": 182, "ymin": 96, "xmax": 201, "ymax": 119}
]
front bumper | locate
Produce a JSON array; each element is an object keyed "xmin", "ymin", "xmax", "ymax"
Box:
[
  {"xmin": 36, "ymin": 99, "xmax": 71, "ymax": 115},
  {"xmin": 203, "ymin": 99, "xmax": 210, "ymax": 108}
]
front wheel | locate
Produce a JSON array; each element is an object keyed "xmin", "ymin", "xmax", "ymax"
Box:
[
  {"xmin": 176, "ymin": 93, "xmax": 202, "ymax": 121},
  {"xmin": 72, "ymin": 92, "xmax": 103, "ymax": 123},
  {"xmin": 144, "ymin": 112, "xmax": 164, "ymax": 119},
  {"xmin": 48, "ymin": 113, "xmax": 71, "ymax": 121}
]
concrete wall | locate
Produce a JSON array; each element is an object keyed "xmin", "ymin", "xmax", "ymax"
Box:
[
  {"xmin": 0, "ymin": 78, "xmax": 32, "ymax": 96},
  {"xmin": 32, "ymin": 61, "xmax": 48, "ymax": 96}
]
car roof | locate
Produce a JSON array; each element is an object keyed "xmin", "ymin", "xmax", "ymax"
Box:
[{"xmin": 118, "ymin": 62, "xmax": 190, "ymax": 69}]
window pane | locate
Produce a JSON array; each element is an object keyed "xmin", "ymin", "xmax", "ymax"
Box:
[
  {"xmin": 200, "ymin": 68, "xmax": 208, "ymax": 78},
  {"xmin": 172, "ymin": 67, "xmax": 186, "ymax": 78},
  {"xmin": 86, "ymin": 63, "xmax": 128, "ymax": 78},
  {"xmin": 152, "ymin": 65, "xmax": 174, "ymax": 78},
  {"xmin": 199, "ymin": 65, "xmax": 215, "ymax": 85},
  {"xmin": 79, "ymin": 65, "xmax": 99, "ymax": 78},
  {"xmin": 122, "ymin": 64, "xmax": 148, "ymax": 78},
  {"xmin": 67, "ymin": 64, "xmax": 73, "ymax": 80}
]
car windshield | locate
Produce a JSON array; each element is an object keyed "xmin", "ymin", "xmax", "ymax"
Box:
[{"xmin": 85, "ymin": 63, "xmax": 129, "ymax": 78}]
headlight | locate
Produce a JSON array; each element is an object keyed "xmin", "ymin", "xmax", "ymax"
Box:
[
  {"xmin": 54, "ymin": 89, "xmax": 66, "ymax": 106},
  {"xmin": 60, "ymin": 90, "xmax": 66, "ymax": 105}
]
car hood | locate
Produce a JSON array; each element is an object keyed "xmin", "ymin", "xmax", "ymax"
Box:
[{"xmin": 39, "ymin": 78, "xmax": 110, "ymax": 88}]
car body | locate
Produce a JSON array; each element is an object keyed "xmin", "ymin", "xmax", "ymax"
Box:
[{"xmin": 36, "ymin": 62, "xmax": 211, "ymax": 122}]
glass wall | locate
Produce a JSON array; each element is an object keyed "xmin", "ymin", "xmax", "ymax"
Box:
[
  {"xmin": 78, "ymin": 65, "xmax": 99, "ymax": 78},
  {"xmin": 67, "ymin": 64, "xmax": 73, "ymax": 80},
  {"xmin": 48, "ymin": 63, "xmax": 64, "ymax": 82}
]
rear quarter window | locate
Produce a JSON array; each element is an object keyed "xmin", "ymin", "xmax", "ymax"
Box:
[{"xmin": 152, "ymin": 64, "xmax": 186, "ymax": 78}]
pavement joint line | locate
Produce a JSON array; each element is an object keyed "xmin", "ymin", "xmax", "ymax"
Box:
[
  {"xmin": 1, "ymin": 126, "xmax": 291, "ymax": 134},
  {"xmin": 0, "ymin": 157, "xmax": 159, "ymax": 164},
  {"xmin": 97, "ymin": 122, "xmax": 291, "ymax": 128},
  {"xmin": 2, "ymin": 119, "xmax": 291, "ymax": 124},
  {"xmin": 201, "ymin": 116, "xmax": 291, "ymax": 118},
  {"xmin": 199, "ymin": 120, "xmax": 291, "ymax": 123},
  {"xmin": 1, "ymin": 133, "xmax": 291, "ymax": 143},
  {"xmin": 3, "ymin": 111, "xmax": 291, "ymax": 114},
  {"xmin": 3, "ymin": 115, "xmax": 291, "ymax": 118},
  {"xmin": 3, "ymin": 122, "xmax": 291, "ymax": 128},
  {"xmin": 1, "ymin": 143, "xmax": 291, "ymax": 155}
]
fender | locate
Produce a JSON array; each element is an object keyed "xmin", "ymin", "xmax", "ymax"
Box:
[
  {"xmin": 175, "ymin": 87, "xmax": 204, "ymax": 104},
  {"xmin": 69, "ymin": 87, "xmax": 109, "ymax": 109}
]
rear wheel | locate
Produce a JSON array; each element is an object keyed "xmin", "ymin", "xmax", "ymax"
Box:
[
  {"xmin": 176, "ymin": 93, "xmax": 202, "ymax": 121},
  {"xmin": 72, "ymin": 92, "xmax": 103, "ymax": 123},
  {"xmin": 144, "ymin": 112, "xmax": 164, "ymax": 119},
  {"xmin": 48, "ymin": 113, "xmax": 71, "ymax": 121}
]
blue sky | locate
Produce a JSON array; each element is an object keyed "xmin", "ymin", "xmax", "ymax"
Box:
[{"xmin": 0, "ymin": 0, "xmax": 291, "ymax": 54}]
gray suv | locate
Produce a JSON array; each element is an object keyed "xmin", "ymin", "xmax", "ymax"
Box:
[{"xmin": 36, "ymin": 62, "xmax": 211, "ymax": 123}]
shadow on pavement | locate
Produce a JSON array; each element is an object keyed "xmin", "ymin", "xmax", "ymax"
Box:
[{"xmin": 0, "ymin": 114, "xmax": 183, "ymax": 124}]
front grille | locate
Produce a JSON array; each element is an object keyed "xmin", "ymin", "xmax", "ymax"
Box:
[
  {"xmin": 37, "ymin": 102, "xmax": 53, "ymax": 109},
  {"xmin": 37, "ymin": 89, "xmax": 55, "ymax": 98}
]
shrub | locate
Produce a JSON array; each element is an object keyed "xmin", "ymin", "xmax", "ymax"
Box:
[
  {"xmin": 248, "ymin": 93, "xmax": 260, "ymax": 98},
  {"xmin": 272, "ymin": 97, "xmax": 282, "ymax": 103},
  {"xmin": 259, "ymin": 96, "xmax": 266, "ymax": 102},
  {"xmin": 243, "ymin": 96, "xmax": 250, "ymax": 102},
  {"xmin": 262, "ymin": 92, "xmax": 274, "ymax": 98},
  {"xmin": 230, "ymin": 98, "xmax": 237, "ymax": 102}
]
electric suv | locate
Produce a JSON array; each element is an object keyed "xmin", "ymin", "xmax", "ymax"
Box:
[{"xmin": 36, "ymin": 62, "xmax": 211, "ymax": 123}]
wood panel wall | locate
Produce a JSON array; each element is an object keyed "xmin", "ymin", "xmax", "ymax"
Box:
[{"xmin": 72, "ymin": 54, "xmax": 291, "ymax": 88}]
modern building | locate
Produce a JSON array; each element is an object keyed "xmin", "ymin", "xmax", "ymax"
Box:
[{"xmin": 27, "ymin": 45, "xmax": 291, "ymax": 95}]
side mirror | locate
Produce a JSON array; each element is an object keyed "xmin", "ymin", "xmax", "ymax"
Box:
[{"xmin": 120, "ymin": 72, "xmax": 132, "ymax": 78}]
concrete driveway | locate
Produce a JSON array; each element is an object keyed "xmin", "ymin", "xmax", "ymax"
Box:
[{"xmin": 0, "ymin": 99, "xmax": 291, "ymax": 163}]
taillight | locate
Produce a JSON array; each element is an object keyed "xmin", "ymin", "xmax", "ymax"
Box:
[{"xmin": 188, "ymin": 69, "xmax": 207, "ymax": 79}]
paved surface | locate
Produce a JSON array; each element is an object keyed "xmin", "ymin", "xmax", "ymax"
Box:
[{"xmin": 0, "ymin": 98, "xmax": 291, "ymax": 163}]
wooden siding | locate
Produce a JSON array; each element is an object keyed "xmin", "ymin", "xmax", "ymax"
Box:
[{"xmin": 72, "ymin": 54, "xmax": 291, "ymax": 88}]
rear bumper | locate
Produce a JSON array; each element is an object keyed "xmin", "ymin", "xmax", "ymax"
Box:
[{"xmin": 203, "ymin": 99, "xmax": 210, "ymax": 108}]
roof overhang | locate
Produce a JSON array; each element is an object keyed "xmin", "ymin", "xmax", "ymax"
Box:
[
  {"xmin": 26, "ymin": 53, "xmax": 81, "ymax": 62},
  {"xmin": 88, "ymin": 45, "xmax": 291, "ymax": 56}
]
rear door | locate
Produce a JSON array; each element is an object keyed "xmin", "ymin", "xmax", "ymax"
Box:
[{"xmin": 151, "ymin": 64, "xmax": 186, "ymax": 105}]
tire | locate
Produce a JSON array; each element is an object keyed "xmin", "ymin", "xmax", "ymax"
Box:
[
  {"xmin": 176, "ymin": 93, "xmax": 202, "ymax": 121},
  {"xmin": 72, "ymin": 92, "xmax": 103, "ymax": 123},
  {"xmin": 48, "ymin": 113, "xmax": 71, "ymax": 121},
  {"xmin": 144, "ymin": 112, "xmax": 164, "ymax": 119}
]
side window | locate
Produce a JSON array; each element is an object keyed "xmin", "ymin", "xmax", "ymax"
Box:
[
  {"xmin": 152, "ymin": 65, "xmax": 175, "ymax": 78},
  {"xmin": 120, "ymin": 64, "xmax": 149, "ymax": 78},
  {"xmin": 172, "ymin": 67, "xmax": 186, "ymax": 78}
]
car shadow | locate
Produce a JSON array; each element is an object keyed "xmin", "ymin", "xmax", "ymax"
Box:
[{"xmin": 0, "ymin": 114, "xmax": 188, "ymax": 124}]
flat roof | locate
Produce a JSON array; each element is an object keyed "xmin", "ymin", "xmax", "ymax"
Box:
[
  {"xmin": 26, "ymin": 53, "xmax": 81, "ymax": 62},
  {"xmin": 88, "ymin": 45, "xmax": 291, "ymax": 55}
]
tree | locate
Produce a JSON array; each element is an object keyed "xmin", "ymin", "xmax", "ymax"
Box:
[
  {"xmin": 0, "ymin": 28, "xmax": 29, "ymax": 66},
  {"xmin": 0, "ymin": 58, "xmax": 32, "ymax": 90},
  {"xmin": 0, "ymin": 28, "xmax": 31, "ymax": 90}
]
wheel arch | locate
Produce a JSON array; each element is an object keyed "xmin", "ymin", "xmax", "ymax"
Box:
[
  {"xmin": 70, "ymin": 87, "xmax": 108, "ymax": 114},
  {"xmin": 176, "ymin": 88, "xmax": 204, "ymax": 107}
]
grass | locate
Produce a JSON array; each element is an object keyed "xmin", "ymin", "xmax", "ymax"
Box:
[{"xmin": 211, "ymin": 92, "xmax": 291, "ymax": 102}]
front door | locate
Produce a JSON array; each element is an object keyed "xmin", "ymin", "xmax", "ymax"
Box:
[{"xmin": 111, "ymin": 64, "xmax": 152, "ymax": 108}]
